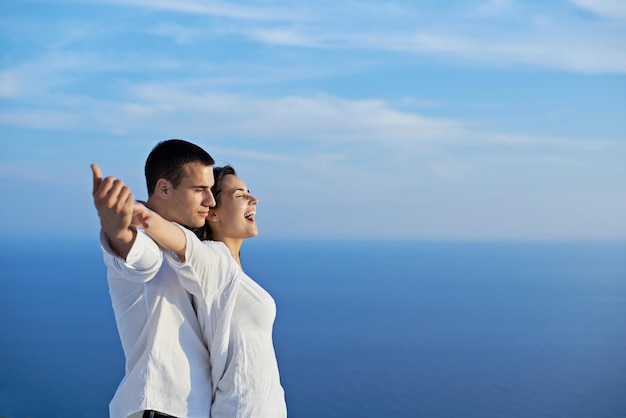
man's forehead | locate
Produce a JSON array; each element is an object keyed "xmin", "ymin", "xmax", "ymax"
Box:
[{"xmin": 181, "ymin": 162, "xmax": 214, "ymax": 183}]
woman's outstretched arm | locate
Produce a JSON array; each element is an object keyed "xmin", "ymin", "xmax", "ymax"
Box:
[{"xmin": 131, "ymin": 202, "xmax": 187, "ymax": 261}]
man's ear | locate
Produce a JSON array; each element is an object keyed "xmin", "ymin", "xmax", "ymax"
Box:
[
  {"xmin": 207, "ymin": 208, "xmax": 219, "ymax": 223},
  {"xmin": 155, "ymin": 178, "xmax": 171, "ymax": 199}
]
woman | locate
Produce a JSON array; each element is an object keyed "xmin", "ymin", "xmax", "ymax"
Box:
[{"xmin": 132, "ymin": 166, "xmax": 286, "ymax": 418}]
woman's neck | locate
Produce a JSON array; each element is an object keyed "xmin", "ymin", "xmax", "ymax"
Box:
[{"xmin": 217, "ymin": 236, "xmax": 244, "ymax": 268}]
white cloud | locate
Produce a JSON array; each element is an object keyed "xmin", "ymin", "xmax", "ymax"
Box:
[
  {"xmin": 0, "ymin": 109, "xmax": 77, "ymax": 129},
  {"xmin": 244, "ymin": 28, "xmax": 323, "ymax": 48},
  {"xmin": 0, "ymin": 72, "xmax": 611, "ymax": 157},
  {"xmin": 208, "ymin": 147, "xmax": 293, "ymax": 163},
  {"xmin": 68, "ymin": 0, "xmax": 304, "ymax": 21},
  {"xmin": 238, "ymin": 25, "xmax": 626, "ymax": 73},
  {"xmin": 568, "ymin": 0, "xmax": 626, "ymax": 19},
  {"xmin": 149, "ymin": 23, "xmax": 211, "ymax": 44},
  {"xmin": 0, "ymin": 72, "xmax": 21, "ymax": 98},
  {"xmin": 7, "ymin": 0, "xmax": 626, "ymax": 77},
  {"xmin": 101, "ymin": 85, "xmax": 469, "ymax": 144},
  {"xmin": 244, "ymin": 2, "xmax": 623, "ymax": 74},
  {"xmin": 475, "ymin": 0, "xmax": 516, "ymax": 16}
]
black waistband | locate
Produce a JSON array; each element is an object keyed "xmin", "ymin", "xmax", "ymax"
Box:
[{"xmin": 143, "ymin": 411, "xmax": 176, "ymax": 418}]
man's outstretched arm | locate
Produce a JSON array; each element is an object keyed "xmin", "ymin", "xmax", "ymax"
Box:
[{"xmin": 91, "ymin": 163, "xmax": 136, "ymax": 259}]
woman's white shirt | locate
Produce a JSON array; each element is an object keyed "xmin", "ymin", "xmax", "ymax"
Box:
[{"xmin": 165, "ymin": 227, "xmax": 287, "ymax": 418}]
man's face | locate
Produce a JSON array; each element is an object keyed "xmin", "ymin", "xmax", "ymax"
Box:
[{"xmin": 166, "ymin": 162, "xmax": 216, "ymax": 228}]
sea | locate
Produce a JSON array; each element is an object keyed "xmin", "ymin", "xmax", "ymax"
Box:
[{"xmin": 0, "ymin": 238, "xmax": 625, "ymax": 418}]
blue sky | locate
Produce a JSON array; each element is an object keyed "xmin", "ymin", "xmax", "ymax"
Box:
[{"xmin": 1, "ymin": 0, "xmax": 625, "ymax": 240}]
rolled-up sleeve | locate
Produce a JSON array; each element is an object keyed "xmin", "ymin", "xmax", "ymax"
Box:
[{"xmin": 100, "ymin": 228, "xmax": 163, "ymax": 283}]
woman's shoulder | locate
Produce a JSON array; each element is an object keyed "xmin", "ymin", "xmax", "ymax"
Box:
[
  {"xmin": 201, "ymin": 239, "xmax": 229, "ymax": 252},
  {"xmin": 199, "ymin": 239, "xmax": 242, "ymax": 271}
]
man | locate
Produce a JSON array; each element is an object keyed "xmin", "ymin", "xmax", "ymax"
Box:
[{"xmin": 92, "ymin": 139, "xmax": 217, "ymax": 418}]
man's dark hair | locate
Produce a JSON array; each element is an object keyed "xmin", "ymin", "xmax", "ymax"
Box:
[{"xmin": 145, "ymin": 139, "xmax": 215, "ymax": 196}]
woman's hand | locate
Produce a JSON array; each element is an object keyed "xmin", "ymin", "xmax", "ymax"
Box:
[
  {"xmin": 131, "ymin": 201, "xmax": 154, "ymax": 229},
  {"xmin": 130, "ymin": 200, "xmax": 187, "ymax": 260}
]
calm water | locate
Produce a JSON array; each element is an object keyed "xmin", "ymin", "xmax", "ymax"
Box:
[{"xmin": 0, "ymin": 239, "xmax": 625, "ymax": 418}]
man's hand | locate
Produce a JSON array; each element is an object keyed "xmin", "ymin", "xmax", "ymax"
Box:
[{"xmin": 91, "ymin": 163, "xmax": 136, "ymax": 259}]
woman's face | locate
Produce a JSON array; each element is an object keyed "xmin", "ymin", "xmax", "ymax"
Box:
[{"xmin": 210, "ymin": 174, "xmax": 259, "ymax": 239}]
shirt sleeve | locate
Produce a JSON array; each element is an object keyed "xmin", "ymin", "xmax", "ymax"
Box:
[
  {"xmin": 163, "ymin": 226, "xmax": 240, "ymax": 391},
  {"xmin": 162, "ymin": 226, "xmax": 236, "ymax": 301},
  {"xmin": 100, "ymin": 228, "xmax": 163, "ymax": 283}
]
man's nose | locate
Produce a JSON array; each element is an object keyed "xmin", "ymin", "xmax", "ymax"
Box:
[{"xmin": 204, "ymin": 191, "xmax": 216, "ymax": 207}]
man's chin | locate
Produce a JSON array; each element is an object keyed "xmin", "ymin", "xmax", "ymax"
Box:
[{"xmin": 180, "ymin": 222, "xmax": 205, "ymax": 231}]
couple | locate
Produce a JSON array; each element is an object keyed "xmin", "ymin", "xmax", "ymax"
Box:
[{"xmin": 92, "ymin": 139, "xmax": 286, "ymax": 418}]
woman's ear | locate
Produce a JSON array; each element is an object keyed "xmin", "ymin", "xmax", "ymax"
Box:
[
  {"xmin": 207, "ymin": 208, "xmax": 219, "ymax": 223},
  {"xmin": 155, "ymin": 178, "xmax": 170, "ymax": 199}
]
